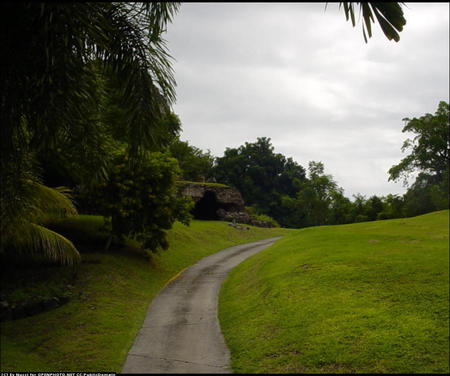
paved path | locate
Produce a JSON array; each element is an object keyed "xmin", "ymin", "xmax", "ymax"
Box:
[{"xmin": 122, "ymin": 237, "xmax": 282, "ymax": 374}]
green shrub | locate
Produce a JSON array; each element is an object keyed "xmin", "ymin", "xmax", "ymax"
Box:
[
  {"xmin": 355, "ymin": 214, "xmax": 369, "ymax": 222},
  {"xmin": 252, "ymin": 213, "xmax": 280, "ymax": 227},
  {"xmin": 89, "ymin": 152, "xmax": 193, "ymax": 251}
]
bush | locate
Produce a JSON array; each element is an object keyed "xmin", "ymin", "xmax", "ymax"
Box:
[
  {"xmin": 244, "ymin": 206, "xmax": 280, "ymax": 227},
  {"xmin": 251, "ymin": 213, "xmax": 280, "ymax": 228},
  {"xmin": 355, "ymin": 214, "xmax": 369, "ymax": 223},
  {"xmin": 89, "ymin": 152, "xmax": 193, "ymax": 251}
]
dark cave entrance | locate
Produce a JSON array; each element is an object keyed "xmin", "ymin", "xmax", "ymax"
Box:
[{"xmin": 192, "ymin": 191, "xmax": 220, "ymax": 220}]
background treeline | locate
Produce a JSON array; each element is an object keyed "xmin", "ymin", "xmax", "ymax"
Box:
[{"xmin": 173, "ymin": 101, "xmax": 449, "ymax": 229}]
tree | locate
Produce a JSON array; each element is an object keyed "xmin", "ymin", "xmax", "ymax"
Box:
[
  {"xmin": 1, "ymin": 3, "xmax": 180, "ymax": 157},
  {"xmin": 389, "ymin": 101, "xmax": 449, "ymax": 185},
  {"xmin": 329, "ymin": 190, "xmax": 353, "ymax": 224},
  {"xmin": 389, "ymin": 101, "xmax": 449, "ymax": 216},
  {"xmin": 0, "ymin": 3, "xmax": 181, "ymax": 264},
  {"xmin": 88, "ymin": 151, "xmax": 192, "ymax": 252},
  {"xmin": 350, "ymin": 194, "xmax": 369, "ymax": 223},
  {"xmin": 213, "ymin": 137, "xmax": 306, "ymax": 221},
  {"xmin": 293, "ymin": 162, "xmax": 341, "ymax": 226},
  {"xmin": 364, "ymin": 195, "xmax": 384, "ymax": 221},
  {"xmin": 168, "ymin": 139, "xmax": 215, "ymax": 182},
  {"xmin": 377, "ymin": 194, "xmax": 404, "ymax": 220}
]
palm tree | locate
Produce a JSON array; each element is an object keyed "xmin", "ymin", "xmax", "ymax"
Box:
[
  {"xmin": 0, "ymin": 2, "xmax": 180, "ymax": 264},
  {"xmin": 1, "ymin": 2, "xmax": 179, "ymax": 156}
]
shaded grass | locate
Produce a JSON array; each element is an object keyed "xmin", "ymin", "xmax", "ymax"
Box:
[
  {"xmin": 219, "ymin": 210, "xmax": 449, "ymax": 374},
  {"xmin": 0, "ymin": 216, "xmax": 291, "ymax": 372}
]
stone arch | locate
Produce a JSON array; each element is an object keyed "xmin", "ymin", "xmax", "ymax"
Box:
[{"xmin": 192, "ymin": 190, "xmax": 220, "ymax": 220}]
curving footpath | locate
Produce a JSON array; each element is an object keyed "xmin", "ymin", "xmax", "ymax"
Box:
[{"xmin": 122, "ymin": 237, "xmax": 282, "ymax": 374}]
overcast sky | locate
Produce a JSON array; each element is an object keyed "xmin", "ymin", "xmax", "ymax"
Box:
[{"xmin": 165, "ymin": 2, "xmax": 449, "ymax": 198}]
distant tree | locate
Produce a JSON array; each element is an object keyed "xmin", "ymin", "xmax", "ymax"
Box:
[
  {"xmin": 364, "ymin": 195, "xmax": 384, "ymax": 221},
  {"xmin": 377, "ymin": 194, "xmax": 404, "ymax": 220},
  {"xmin": 213, "ymin": 137, "xmax": 306, "ymax": 221},
  {"xmin": 168, "ymin": 139, "xmax": 214, "ymax": 182},
  {"xmin": 350, "ymin": 194, "xmax": 369, "ymax": 222},
  {"xmin": 293, "ymin": 162, "xmax": 341, "ymax": 226},
  {"xmin": 276, "ymin": 161, "xmax": 351, "ymax": 228},
  {"xmin": 329, "ymin": 190, "xmax": 353, "ymax": 224},
  {"xmin": 389, "ymin": 101, "xmax": 449, "ymax": 185},
  {"xmin": 389, "ymin": 101, "xmax": 449, "ymax": 216},
  {"xmin": 401, "ymin": 171, "xmax": 449, "ymax": 217}
]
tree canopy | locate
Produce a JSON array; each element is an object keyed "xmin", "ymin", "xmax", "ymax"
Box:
[
  {"xmin": 168, "ymin": 138, "xmax": 215, "ymax": 182},
  {"xmin": 213, "ymin": 137, "xmax": 306, "ymax": 217},
  {"xmin": 389, "ymin": 101, "xmax": 449, "ymax": 185},
  {"xmin": 388, "ymin": 101, "xmax": 449, "ymax": 217},
  {"xmin": 0, "ymin": 2, "xmax": 182, "ymax": 264}
]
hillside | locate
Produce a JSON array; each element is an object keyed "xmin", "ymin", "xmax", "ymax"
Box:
[
  {"xmin": 0, "ymin": 216, "xmax": 291, "ymax": 372},
  {"xmin": 219, "ymin": 210, "xmax": 449, "ymax": 374}
]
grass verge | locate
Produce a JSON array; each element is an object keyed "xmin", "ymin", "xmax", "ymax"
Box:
[
  {"xmin": 219, "ymin": 210, "xmax": 449, "ymax": 374},
  {"xmin": 0, "ymin": 216, "xmax": 291, "ymax": 372}
]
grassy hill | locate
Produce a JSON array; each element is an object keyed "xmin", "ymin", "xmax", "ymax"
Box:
[
  {"xmin": 0, "ymin": 216, "xmax": 291, "ymax": 372},
  {"xmin": 219, "ymin": 210, "xmax": 449, "ymax": 374}
]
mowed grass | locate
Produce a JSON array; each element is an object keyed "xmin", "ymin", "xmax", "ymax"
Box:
[
  {"xmin": 0, "ymin": 216, "xmax": 292, "ymax": 372},
  {"xmin": 219, "ymin": 210, "xmax": 449, "ymax": 374}
]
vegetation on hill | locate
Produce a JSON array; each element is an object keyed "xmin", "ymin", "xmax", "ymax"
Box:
[{"xmin": 219, "ymin": 210, "xmax": 449, "ymax": 374}]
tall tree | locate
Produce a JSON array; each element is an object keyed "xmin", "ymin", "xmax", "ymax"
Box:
[
  {"xmin": 168, "ymin": 138, "xmax": 215, "ymax": 182},
  {"xmin": 389, "ymin": 101, "xmax": 449, "ymax": 185},
  {"xmin": 0, "ymin": 2, "xmax": 180, "ymax": 264},
  {"xmin": 293, "ymin": 162, "xmax": 341, "ymax": 226},
  {"xmin": 389, "ymin": 101, "xmax": 449, "ymax": 216},
  {"xmin": 213, "ymin": 137, "xmax": 306, "ymax": 218}
]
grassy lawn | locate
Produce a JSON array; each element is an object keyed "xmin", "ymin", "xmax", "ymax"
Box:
[
  {"xmin": 0, "ymin": 215, "xmax": 291, "ymax": 372},
  {"xmin": 219, "ymin": 210, "xmax": 449, "ymax": 374}
]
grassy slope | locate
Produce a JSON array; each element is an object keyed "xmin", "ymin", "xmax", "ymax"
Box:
[
  {"xmin": 0, "ymin": 216, "xmax": 291, "ymax": 372},
  {"xmin": 219, "ymin": 210, "xmax": 449, "ymax": 374}
]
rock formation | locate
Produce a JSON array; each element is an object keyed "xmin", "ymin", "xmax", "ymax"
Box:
[
  {"xmin": 178, "ymin": 182, "xmax": 244, "ymax": 219},
  {"xmin": 177, "ymin": 181, "xmax": 276, "ymax": 228}
]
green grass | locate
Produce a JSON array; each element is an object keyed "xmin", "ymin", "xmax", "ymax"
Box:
[
  {"xmin": 219, "ymin": 210, "xmax": 449, "ymax": 374},
  {"xmin": 0, "ymin": 216, "xmax": 291, "ymax": 372},
  {"xmin": 177, "ymin": 180, "xmax": 230, "ymax": 188}
]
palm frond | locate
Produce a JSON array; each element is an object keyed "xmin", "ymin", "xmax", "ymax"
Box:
[
  {"xmin": 1, "ymin": 2, "xmax": 180, "ymax": 158},
  {"xmin": 1, "ymin": 178, "xmax": 77, "ymax": 229},
  {"xmin": 0, "ymin": 155, "xmax": 80, "ymax": 264},
  {"xmin": 2, "ymin": 222, "xmax": 80, "ymax": 265},
  {"xmin": 29, "ymin": 182, "xmax": 78, "ymax": 222},
  {"xmin": 335, "ymin": 2, "xmax": 406, "ymax": 42}
]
